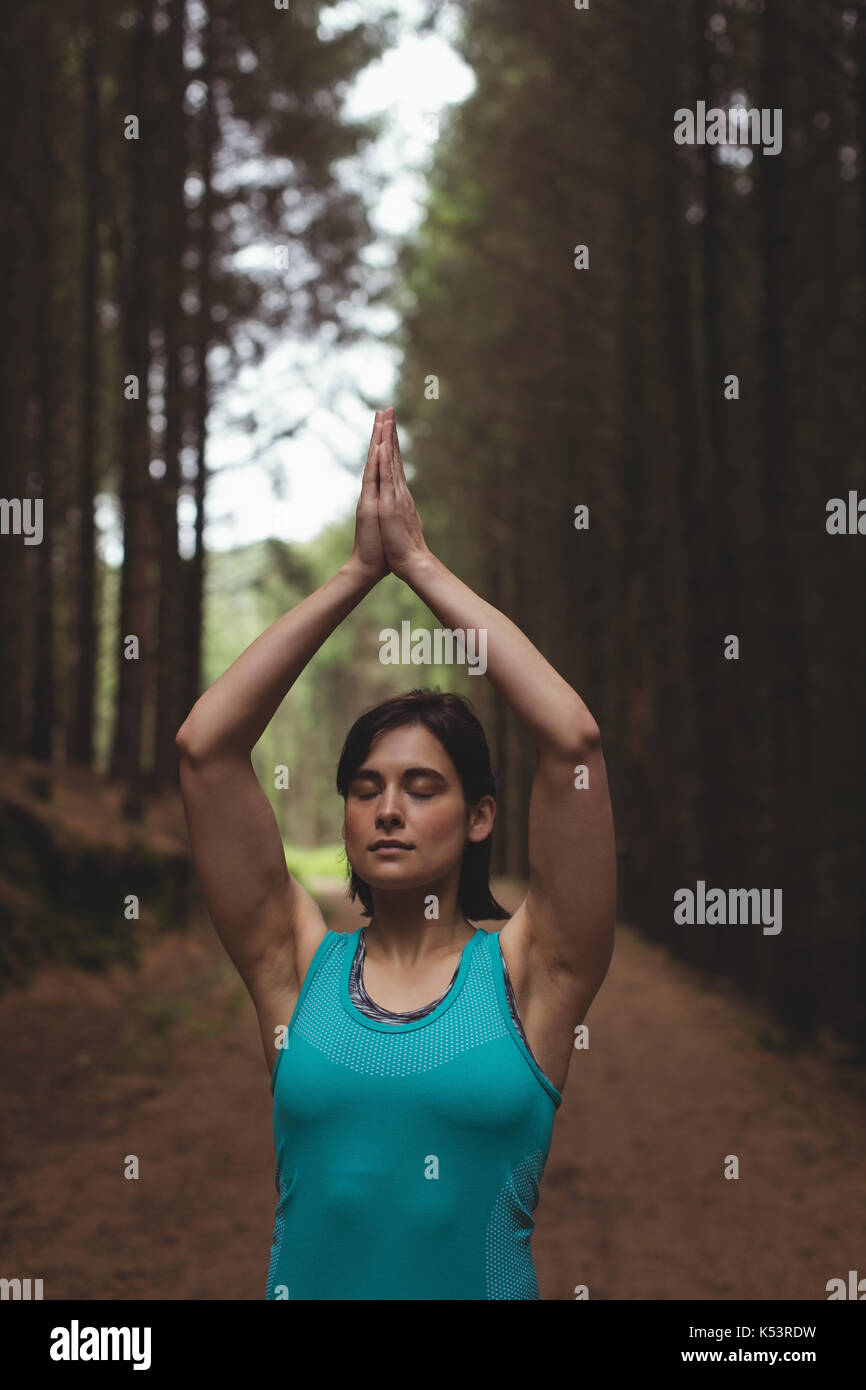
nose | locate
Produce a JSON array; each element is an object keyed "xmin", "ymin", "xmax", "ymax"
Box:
[{"xmin": 375, "ymin": 789, "xmax": 404, "ymax": 830}]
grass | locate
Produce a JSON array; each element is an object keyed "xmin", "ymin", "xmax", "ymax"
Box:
[{"xmin": 283, "ymin": 842, "xmax": 347, "ymax": 887}]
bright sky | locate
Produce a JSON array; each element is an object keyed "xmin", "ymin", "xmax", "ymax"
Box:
[{"xmin": 99, "ymin": 0, "xmax": 474, "ymax": 566}]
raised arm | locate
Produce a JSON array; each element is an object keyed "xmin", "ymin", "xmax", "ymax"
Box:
[
  {"xmin": 175, "ymin": 411, "xmax": 389, "ymax": 1072},
  {"xmin": 376, "ymin": 413, "xmax": 615, "ymax": 1014}
]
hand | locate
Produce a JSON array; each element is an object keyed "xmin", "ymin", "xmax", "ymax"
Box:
[
  {"xmin": 348, "ymin": 410, "xmax": 390, "ymax": 581},
  {"xmin": 377, "ymin": 409, "xmax": 432, "ymax": 580}
]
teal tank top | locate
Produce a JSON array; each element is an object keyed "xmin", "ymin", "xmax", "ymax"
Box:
[{"xmin": 266, "ymin": 925, "xmax": 563, "ymax": 1300}]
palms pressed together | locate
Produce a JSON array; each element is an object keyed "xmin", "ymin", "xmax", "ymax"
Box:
[{"xmin": 351, "ymin": 407, "xmax": 429, "ymax": 583}]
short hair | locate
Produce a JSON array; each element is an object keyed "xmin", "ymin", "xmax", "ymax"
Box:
[{"xmin": 335, "ymin": 688, "xmax": 509, "ymax": 921}]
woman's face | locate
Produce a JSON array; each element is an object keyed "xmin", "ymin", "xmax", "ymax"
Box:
[{"xmin": 341, "ymin": 723, "xmax": 493, "ymax": 896}]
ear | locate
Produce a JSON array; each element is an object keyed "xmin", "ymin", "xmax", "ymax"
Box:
[{"xmin": 466, "ymin": 795, "xmax": 495, "ymax": 843}]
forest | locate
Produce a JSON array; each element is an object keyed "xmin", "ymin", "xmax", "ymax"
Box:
[{"xmin": 1, "ymin": 0, "xmax": 864, "ymax": 1062}]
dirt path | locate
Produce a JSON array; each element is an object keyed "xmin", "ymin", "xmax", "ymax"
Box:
[{"xmin": 1, "ymin": 881, "xmax": 864, "ymax": 1300}]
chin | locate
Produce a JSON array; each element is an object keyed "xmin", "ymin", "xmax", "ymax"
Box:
[
  {"xmin": 356, "ymin": 854, "xmax": 430, "ymax": 891},
  {"xmin": 363, "ymin": 861, "xmax": 423, "ymax": 885}
]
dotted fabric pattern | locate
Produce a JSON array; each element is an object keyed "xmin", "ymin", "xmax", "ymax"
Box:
[
  {"xmin": 485, "ymin": 1150, "xmax": 546, "ymax": 1299},
  {"xmin": 265, "ymin": 1169, "xmax": 290, "ymax": 1300},
  {"xmin": 291, "ymin": 930, "xmax": 511, "ymax": 1078}
]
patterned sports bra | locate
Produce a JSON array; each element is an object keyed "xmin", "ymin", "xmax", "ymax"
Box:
[{"xmin": 348, "ymin": 925, "xmax": 545, "ymax": 1073}]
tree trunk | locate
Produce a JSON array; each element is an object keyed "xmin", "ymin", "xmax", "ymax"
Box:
[
  {"xmin": 758, "ymin": 0, "xmax": 816, "ymax": 1039},
  {"xmin": 27, "ymin": 25, "xmax": 58, "ymax": 784},
  {"xmin": 154, "ymin": 0, "xmax": 188, "ymax": 783},
  {"xmin": 70, "ymin": 0, "xmax": 102, "ymax": 767},
  {"xmin": 182, "ymin": 0, "xmax": 215, "ymax": 725},
  {"xmin": 111, "ymin": 0, "xmax": 155, "ymax": 807}
]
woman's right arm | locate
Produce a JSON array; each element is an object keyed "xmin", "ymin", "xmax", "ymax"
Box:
[
  {"xmin": 176, "ymin": 561, "xmax": 378, "ymax": 1030},
  {"xmin": 175, "ymin": 412, "xmax": 390, "ymax": 1061}
]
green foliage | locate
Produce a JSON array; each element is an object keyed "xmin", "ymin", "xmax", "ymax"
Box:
[{"xmin": 284, "ymin": 842, "xmax": 347, "ymax": 887}]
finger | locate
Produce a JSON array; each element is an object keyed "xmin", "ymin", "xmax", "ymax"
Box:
[
  {"xmin": 377, "ymin": 439, "xmax": 395, "ymax": 492},
  {"xmin": 365, "ymin": 412, "xmax": 383, "ymax": 465},
  {"xmin": 382, "ymin": 415, "xmax": 396, "ymax": 477},
  {"xmin": 387, "ymin": 416, "xmax": 409, "ymax": 491},
  {"xmin": 362, "ymin": 412, "xmax": 384, "ymax": 484}
]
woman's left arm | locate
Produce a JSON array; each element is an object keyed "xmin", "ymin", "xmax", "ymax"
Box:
[{"xmin": 378, "ymin": 412, "xmax": 615, "ymax": 991}]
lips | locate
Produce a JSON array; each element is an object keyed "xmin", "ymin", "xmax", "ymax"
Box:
[{"xmin": 369, "ymin": 840, "xmax": 413, "ymax": 850}]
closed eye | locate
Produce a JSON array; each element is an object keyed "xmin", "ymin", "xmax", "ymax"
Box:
[{"xmin": 354, "ymin": 790, "xmax": 434, "ymax": 800}]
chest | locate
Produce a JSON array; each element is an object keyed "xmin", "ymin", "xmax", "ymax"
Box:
[
  {"xmin": 274, "ymin": 1024, "xmax": 552, "ymax": 1146},
  {"xmin": 358, "ymin": 951, "xmax": 461, "ymax": 1014},
  {"xmin": 356, "ymin": 934, "xmax": 578, "ymax": 1098}
]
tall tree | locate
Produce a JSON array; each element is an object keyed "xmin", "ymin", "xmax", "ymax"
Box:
[
  {"xmin": 153, "ymin": 0, "xmax": 190, "ymax": 786},
  {"xmin": 70, "ymin": 0, "xmax": 103, "ymax": 766},
  {"xmin": 111, "ymin": 0, "xmax": 155, "ymax": 798}
]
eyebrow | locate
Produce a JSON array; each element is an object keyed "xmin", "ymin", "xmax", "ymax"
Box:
[{"xmin": 350, "ymin": 766, "xmax": 449, "ymax": 783}]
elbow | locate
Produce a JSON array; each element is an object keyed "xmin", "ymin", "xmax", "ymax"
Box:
[
  {"xmin": 577, "ymin": 720, "xmax": 602, "ymax": 752},
  {"xmin": 548, "ymin": 718, "xmax": 602, "ymax": 762},
  {"xmin": 175, "ymin": 730, "xmax": 212, "ymax": 773},
  {"xmin": 175, "ymin": 727, "xmax": 195, "ymax": 763},
  {"xmin": 564, "ymin": 706, "xmax": 602, "ymax": 753},
  {"xmin": 175, "ymin": 717, "xmax": 202, "ymax": 762},
  {"xmin": 537, "ymin": 727, "xmax": 601, "ymax": 765},
  {"xmin": 176, "ymin": 698, "xmax": 214, "ymax": 760},
  {"xmin": 175, "ymin": 718, "xmax": 247, "ymax": 766}
]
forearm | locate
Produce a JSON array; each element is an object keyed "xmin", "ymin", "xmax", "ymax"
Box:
[
  {"xmin": 177, "ymin": 560, "xmax": 377, "ymax": 760},
  {"xmin": 402, "ymin": 554, "xmax": 599, "ymax": 756}
]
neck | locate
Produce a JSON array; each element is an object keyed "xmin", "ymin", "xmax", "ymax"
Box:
[{"xmin": 363, "ymin": 884, "xmax": 474, "ymax": 965}]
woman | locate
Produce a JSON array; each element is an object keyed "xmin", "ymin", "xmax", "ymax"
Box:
[{"xmin": 176, "ymin": 407, "xmax": 616, "ymax": 1300}]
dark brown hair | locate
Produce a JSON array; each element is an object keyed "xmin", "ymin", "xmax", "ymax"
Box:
[{"xmin": 336, "ymin": 688, "xmax": 509, "ymax": 921}]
